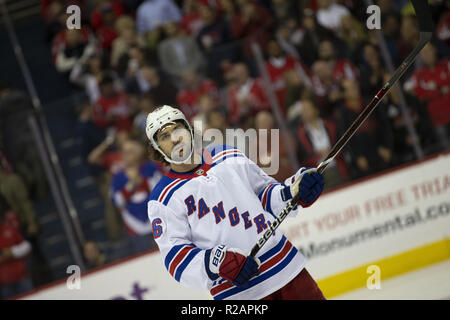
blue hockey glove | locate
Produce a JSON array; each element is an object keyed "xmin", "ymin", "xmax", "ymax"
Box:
[{"xmin": 291, "ymin": 168, "xmax": 325, "ymax": 207}]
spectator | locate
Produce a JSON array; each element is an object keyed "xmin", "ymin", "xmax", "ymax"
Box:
[
  {"xmin": 359, "ymin": 43, "xmax": 388, "ymax": 99},
  {"xmin": 191, "ymin": 94, "xmax": 219, "ymax": 133},
  {"xmin": 226, "ymin": 63, "xmax": 270, "ymax": 128},
  {"xmin": 264, "ymin": 39, "xmax": 310, "ymax": 113},
  {"xmin": 53, "ymin": 28, "xmax": 97, "ymax": 74},
  {"xmin": 274, "ymin": 17, "xmax": 307, "ymax": 61},
  {"xmin": 126, "ymin": 65, "xmax": 178, "ymax": 106},
  {"xmin": 196, "ymin": 4, "xmax": 231, "ymax": 52},
  {"xmin": 310, "ymin": 60, "xmax": 342, "ymax": 118},
  {"xmin": 283, "ymin": 70, "xmax": 314, "ymax": 126},
  {"xmin": 380, "ymin": 76, "xmax": 439, "ymax": 164},
  {"xmin": 0, "ymin": 83, "xmax": 48, "ymax": 201},
  {"xmin": 202, "ymin": 107, "xmax": 230, "ymax": 149},
  {"xmin": 77, "ymin": 103, "xmax": 108, "ymax": 177},
  {"xmin": 92, "ymin": 74, "xmax": 134, "ymax": 132},
  {"xmin": 117, "ymin": 45, "xmax": 149, "ymax": 80},
  {"xmin": 179, "ymin": 0, "xmax": 205, "ymax": 37},
  {"xmin": 436, "ymin": 6, "xmax": 450, "ymax": 47},
  {"xmin": 404, "ymin": 42, "xmax": 450, "ymax": 148},
  {"xmin": 94, "ymin": 4, "xmax": 121, "ymax": 50},
  {"xmin": 0, "ymin": 161, "xmax": 39, "ymax": 239},
  {"xmin": 335, "ymin": 79, "xmax": 394, "ymax": 179},
  {"xmin": 176, "ymin": 70, "xmax": 219, "ymax": 121},
  {"xmin": 218, "ymin": 0, "xmax": 238, "ymax": 23},
  {"xmin": 295, "ymin": 99, "xmax": 348, "ymax": 189},
  {"xmin": 205, "ymin": 107, "xmax": 229, "ymax": 135},
  {"xmin": 397, "ymin": 15, "xmax": 420, "ymax": 65},
  {"xmin": 87, "ymin": 130, "xmax": 129, "ymax": 177},
  {"xmin": 0, "ymin": 194, "xmax": 33, "ymax": 299},
  {"xmin": 110, "ymin": 16, "xmax": 145, "ymax": 68},
  {"xmin": 86, "ymin": 128, "xmax": 131, "ymax": 242},
  {"xmin": 157, "ymin": 21, "xmax": 205, "ymax": 81},
  {"xmin": 42, "ymin": 1, "xmax": 67, "ymax": 44},
  {"xmin": 337, "ymin": 14, "xmax": 368, "ymax": 58},
  {"xmin": 316, "ymin": 0, "xmax": 351, "ymax": 32},
  {"xmin": 295, "ymin": 8, "xmax": 336, "ymax": 67},
  {"xmin": 111, "ymin": 139, "xmax": 163, "ymax": 255},
  {"xmin": 380, "ymin": 12, "xmax": 401, "ymax": 64},
  {"xmin": 270, "ymin": 0, "xmax": 298, "ymax": 26},
  {"xmin": 230, "ymin": 0, "xmax": 274, "ymax": 60},
  {"xmin": 136, "ymin": 0, "xmax": 182, "ymax": 35},
  {"xmin": 90, "ymin": 0, "xmax": 124, "ymax": 32},
  {"xmin": 254, "ymin": 110, "xmax": 297, "ymax": 181},
  {"xmin": 70, "ymin": 52, "xmax": 122, "ymax": 103},
  {"xmin": 133, "ymin": 93, "xmax": 157, "ymax": 141},
  {"xmin": 196, "ymin": 2, "xmax": 237, "ymax": 83},
  {"xmin": 0, "ymin": 153, "xmax": 52, "ymax": 288},
  {"xmin": 318, "ymin": 40, "xmax": 359, "ymax": 82},
  {"xmin": 83, "ymin": 241, "xmax": 107, "ymax": 269}
]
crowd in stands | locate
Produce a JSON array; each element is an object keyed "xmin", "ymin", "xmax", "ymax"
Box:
[
  {"xmin": 41, "ymin": 0, "xmax": 449, "ymax": 263},
  {"xmin": 1, "ymin": 0, "xmax": 449, "ymax": 296}
]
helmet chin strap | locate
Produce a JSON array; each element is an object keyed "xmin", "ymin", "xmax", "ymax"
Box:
[
  {"xmin": 155, "ymin": 129, "xmax": 197, "ymax": 165},
  {"xmin": 162, "ymin": 146, "xmax": 194, "ymax": 165}
]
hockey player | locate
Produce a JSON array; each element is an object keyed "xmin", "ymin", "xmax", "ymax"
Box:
[{"xmin": 146, "ymin": 105, "xmax": 326, "ymax": 300}]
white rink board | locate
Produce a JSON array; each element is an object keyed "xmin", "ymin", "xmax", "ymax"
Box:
[
  {"xmin": 279, "ymin": 153, "xmax": 450, "ymax": 280},
  {"xmin": 21, "ymin": 153, "xmax": 450, "ymax": 300},
  {"xmin": 22, "ymin": 252, "xmax": 212, "ymax": 300}
]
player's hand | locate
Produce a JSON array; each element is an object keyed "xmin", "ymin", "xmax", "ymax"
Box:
[
  {"xmin": 208, "ymin": 245, "xmax": 260, "ymax": 287},
  {"xmin": 291, "ymin": 167, "xmax": 325, "ymax": 208}
]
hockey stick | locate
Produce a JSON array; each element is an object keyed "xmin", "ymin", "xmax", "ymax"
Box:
[{"xmin": 249, "ymin": 0, "xmax": 434, "ymax": 258}]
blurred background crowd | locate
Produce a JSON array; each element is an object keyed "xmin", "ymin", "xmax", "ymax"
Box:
[{"xmin": 0, "ymin": 0, "xmax": 449, "ymax": 299}]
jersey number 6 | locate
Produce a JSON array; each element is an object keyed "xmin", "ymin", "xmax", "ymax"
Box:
[{"xmin": 152, "ymin": 218, "xmax": 163, "ymax": 239}]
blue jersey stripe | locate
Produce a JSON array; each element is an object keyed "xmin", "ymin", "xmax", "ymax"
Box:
[
  {"xmin": 207, "ymin": 144, "xmax": 240, "ymax": 158},
  {"xmin": 265, "ymin": 185, "xmax": 276, "ymax": 217},
  {"xmin": 164, "ymin": 243, "xmax": 195, "ymax": 270},
  {"xmin": 212, "ymin": 154, "xmax": 244, "ymax": 167},
  {"xmin": 213, "ymin": 247, "xmax": 298, "ymax": 300},
  {"xmin": 174, "ymin": 248, "xmax": 202, "ymax": 282},
  {"xmin": 163, "ymin": 180, "xmax": 189, "ymax": 205}
]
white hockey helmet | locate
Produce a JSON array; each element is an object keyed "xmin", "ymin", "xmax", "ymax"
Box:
[{"xmin": 146, "ymin": 105, "xmax": 195, "ymax": 164}]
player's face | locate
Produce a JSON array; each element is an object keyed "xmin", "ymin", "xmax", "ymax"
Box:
[{"xmin": 156, "ymin": 122, "xmax": 192, "ymax": 162}]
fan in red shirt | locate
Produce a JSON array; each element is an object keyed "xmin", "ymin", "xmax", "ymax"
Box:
[
  {"xmin": 176, "ymin": 70, "xmax": 219, "ymax": 121},
  {"xmin": 406, "ymin": 42, "xmax": 450, "ymax": 128},
  {"xmin": 437, "ymin": 10, "xmax": 450, "ymax": 47},
  {"xmin": 51, "ymin": 26, "xmax": 91, "ymax": 66},
  {"xmin": 230, "ymin": 0, "xmax": 274, "ymax": 58},
  {"xmin": 90, "ymin": 0, "xmax": 124, "ymax": 32},
  {"xmin": 179, "ymin": 0, "xmax": 205, "ymax": 36},
  {"xmin": 0, "ymin": 195, "xmax": 33, "ymax": 299},
  {"xmin": 226, "ymin": 63, "xmax": 270, "ymax": 127},
  {"xmin": 264, "ymin": 39, "xmax": 311, "ymax": 113},
  {"xmin": 92, "ymin": 74, "xmax": 133, "ymax": 132},
  {"xmin": 318, "ymin": 39, "xmax": 359, "ymax": 82}
]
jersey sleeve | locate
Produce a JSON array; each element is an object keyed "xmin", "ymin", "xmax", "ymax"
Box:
[
  {"xmin": 239, "ymin": 147, "xmax": 302, "ymax": 218},
  {"xmin": 147, "ymin": 200, "xmax": 214, "ymax": 291}
]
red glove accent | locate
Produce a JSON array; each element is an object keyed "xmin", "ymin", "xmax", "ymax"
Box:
[{"xmin": 218, "ymin": 250, "xmax": 247, "ymax": 282}]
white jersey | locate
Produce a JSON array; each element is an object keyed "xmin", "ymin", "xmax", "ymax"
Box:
[{"xmin": 147, "ymin": 144, "xmax": 307, "ymax": 300}]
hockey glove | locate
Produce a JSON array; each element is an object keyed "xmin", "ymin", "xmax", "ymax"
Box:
[
  {"xmin": 207, "ymin": 245, "xmax": 260, "ymax": 287},
  {"xmin": 290, "ymin": 167, "xmax": 325, "ymax": 208}
]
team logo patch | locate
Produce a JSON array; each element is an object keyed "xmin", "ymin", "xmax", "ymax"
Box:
[{"xmin": 196, "ymin": 169, "xmax": 205, "ymax": 176}]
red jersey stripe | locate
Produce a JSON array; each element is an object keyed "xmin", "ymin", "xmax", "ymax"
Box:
[
  {"xmin": 169, "ymin": 246, "xmax": 195, "ymax": 276},
  {"xmin": 158, "ymin": 179, "xmax": 181, "ymax": 202},
  {"xmin": 210, "ymin": 240, "xmax": 294, "ymax": 296}
]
